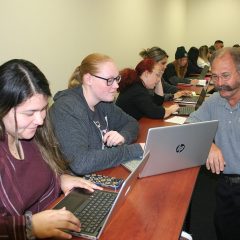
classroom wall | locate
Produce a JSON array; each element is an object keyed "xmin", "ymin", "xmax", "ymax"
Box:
[
  {"xmin": 185, "ymin": 0, "xmax": 240, "ymax": 49},
  {"xmin": 0, "ymin": 0, "xmax": 185, "ymax": 95},
  {"xmin": 0, "ymin": 0, "xmax": 239, "ymax": 95}
]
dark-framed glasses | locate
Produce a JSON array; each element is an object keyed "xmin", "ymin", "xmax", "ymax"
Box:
[
  {"xmin": 91, "ymin": 74, "xmax": 121, "ymax": 86},
  {"xmin": 211, "ymin": 72, "xmax": 233, "ymax": 82}
]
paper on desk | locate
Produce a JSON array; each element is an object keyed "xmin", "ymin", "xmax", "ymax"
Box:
[
  {"xmin": 197, "ymin": 79, "xmax": 206, "ymax": 86},
  {"xmin": 164, "ymin": 116, "xmax": 187, "ymax": 125}
]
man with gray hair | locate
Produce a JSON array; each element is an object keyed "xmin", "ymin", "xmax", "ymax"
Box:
[{"xmin": 187, "ymin": 47, "xmax": 240, "ymax": 239}]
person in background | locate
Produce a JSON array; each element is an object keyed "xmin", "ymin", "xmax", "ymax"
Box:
[
  {"xmin": 208, "ymin": 45, "xmax": 216, "ymax": 59},
  {"xmin": 0, "ymin": 59, "xmax": 100, "ymax": 239},
  {"xmin": 186, "ymin": 46, "xmax": 202, "ymax": 77},
  {"xmin": 197, "ymin": 45, "xmax": 211, "ymax": 69},
  {"xmin": 214, "ymin": 40, "xmax": 224, "ymax": 51},
  {"xmin": 233, "ymin": 44, "xmax": 240, "ymax": 48},
  {"xmin": 50, "ymin": 53, "xmax": 144, "ymax": 175},
  {"xmin": 116, "ymin": 58, "xmax": 179, "ymax": 120},
  {"xmin": 163, "ymin": 46, "xmax": 198, "ymax": 86},
  {"xmin": 187, "ymin": 47, "xmax": 240, "ymax": 240},
  {"xmin": 139, "ymin": 46, "xmax": 191, "ymax": 101}
]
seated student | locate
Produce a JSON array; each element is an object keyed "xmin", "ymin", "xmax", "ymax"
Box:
[
  {"xmin": 139, "ymin": 46, "xmax": 191, "ymax": 100},
  {"xmin": 50, "ymin": 53, "xmax": 144, "ymax": 175},
  {"xmin": 186, "ymin": 46, "xmax": 202, "ymax": 77},
  {"xmin": 0, "ymin": 59, "xmax": 100, "ymax": 239},
  {"xmin": 163, "ymin": 46, "xmax": 198, "ymax": 86},
  {"xmin": 233, "ymin": 44, "xmax": 240, "ymax": 48},
  {"xmin": 214, "ymin": 40, "xmax": 224, "ymax": 51},
  {"xmin": 115, "ymin": 58, "xmax": 179, "ymax": 120},
  {"xmin": 197, "ymin": 45, "xmax": 211, "ymax": 69}
]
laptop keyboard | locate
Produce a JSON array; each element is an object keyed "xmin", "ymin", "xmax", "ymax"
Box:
[
  {"xmin": 74, "ymin": 190, "xmax": 117, "ymax": 234},
  {"xmin": 178, "ymin": 106, "xmax": 195, "ymax": 115},
  {"xmin": 122, "ymin": 159, "xmax": 142, "ymax": 172},
  {"xmin": 182, "ymin": 96, "xmax": 198, "ymax": 103}
]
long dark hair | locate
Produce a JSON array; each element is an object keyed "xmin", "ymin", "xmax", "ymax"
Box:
[{"xmin": 0, "ymin": 59, "xmax": 67, "ymax": 174}]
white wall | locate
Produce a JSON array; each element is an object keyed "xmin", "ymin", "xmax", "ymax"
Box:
[
  {"xmin": 0, "ymin": 0, "xmax": 186, "ymax": 95},
  {"xmin": 185, "ymin": 0, "xmax": 240, "ymax": 49},
  {"xmin": 1, "ymin": 0, "xmax": 239, "ymax": 96}
]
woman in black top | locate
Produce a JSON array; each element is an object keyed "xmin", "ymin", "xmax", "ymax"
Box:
[
  {"xmin": 163, "ymin": 46, "xmax": 199, "ymax": 85},
  {"xmin": 116, "ymin": 58, "xmax": 179, "ymax": 120},
  {"xmin": 186, "ymin": 46, "xmax": 202, "ymax": 77}
]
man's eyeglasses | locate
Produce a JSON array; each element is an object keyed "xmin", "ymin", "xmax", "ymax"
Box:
[
  {"xmin": 211, "ymin": 72, "xmax": 233, "ymax": 82},
  {"xmin": 91, "ymin": 74, "xmax": 121, "ymax": 86}
]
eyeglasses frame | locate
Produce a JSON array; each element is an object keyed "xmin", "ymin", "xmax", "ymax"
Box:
[{"xmin": 91, "ymin": 74, "xmax": 121, "ymax": 86}]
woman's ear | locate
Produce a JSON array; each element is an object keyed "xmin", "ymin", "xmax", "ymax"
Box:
[
  {"xmin": 142, "ymin": 70, "xmax": 149, "ymax": 79},
  {"xmin": 84, "ymin": 73, "xmax": 93, "ymax": 86}
]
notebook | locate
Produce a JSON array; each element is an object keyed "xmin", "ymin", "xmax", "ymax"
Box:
[
  {"xmin": 53, "ymin": 151, "xmax": 150, "ymax": 240},
  {"xmin": 123, "ymin": 120, "xmax": 218, "ymax": 178}
]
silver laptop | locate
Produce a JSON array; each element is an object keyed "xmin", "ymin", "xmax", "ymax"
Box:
[
  {"xmin": 123, "ymin": 120, "xmax": 218, "ymax": 178},
  {"xmin": 53, "ymin": 151, "xmax": 150, "ymax": 239}
]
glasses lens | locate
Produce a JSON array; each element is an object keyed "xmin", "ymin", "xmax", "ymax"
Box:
[
  {"xmin": 211, "ymin": 75, "xmax": 218, "ymax": 81},
  {"xmin": 107, "ymin": 78, "xmax": 115, "ymax": 86},
  {"xmin": 107, "ymin": 76, "xmax": 121, "ymax": 86},
  {"xmin": 116, "ymin": 75, "xmax": 121, "ymax": 83},
  {"xmin": 211, "ymin": 72, "xmax": 231, "ymax": 82},
  {"xmin": 222, "ymin": 72, "xmax": 231, "ymax": 80}
]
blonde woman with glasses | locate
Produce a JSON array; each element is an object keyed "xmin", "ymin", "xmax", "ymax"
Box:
[{"xmin": 50, "ymin": 53, "xmax": 144, "ymax": 176}]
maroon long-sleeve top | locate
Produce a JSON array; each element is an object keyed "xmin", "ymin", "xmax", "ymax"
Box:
[{"xmin": 0, "ymin": 138, "xmax": 61, "ymax": 239}]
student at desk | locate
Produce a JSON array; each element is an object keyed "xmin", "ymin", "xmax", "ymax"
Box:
[
  {"xmin": 163, "ymin": 46, "xmax": 199, "ymax": 86},
  {"xmin": 116, "ymin": 58, "xmax": 179, "ymax": 120},
  {"xmin": 187, "ymin": 47, "xmax": 240, "ymax": 240},
  {"xmin": 0, "ymin": 59, "xmax": 101, "ymax": 239},
  {"xmin": 139, "ymin": 46, "xmax": 191, "ymax": 101},
  {"xmin": 50, "ymin": 53, "xmax": 144, "ymax": 175},
  {"xmin": 197, "ymin": 45, "xmax": 211, "ymax": 69},
  {"xmin": 186, "ymin": 46, "xmax": 202, "ymax": 77}
]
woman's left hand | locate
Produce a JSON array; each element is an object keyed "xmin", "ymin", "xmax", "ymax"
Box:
[
  {"xmin": 174, "ymin": 90, "xmax": 192, "ymax": 99},
  {"xmin": 60, "ymin": 174, "xmax": 102, "ymax": 195},
  {"xmin": 103, "ymin": 131, "xmax": 125, "ymax": 147}
]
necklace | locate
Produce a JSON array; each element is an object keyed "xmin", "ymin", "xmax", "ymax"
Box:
[{"xmin": 8, "ymin": 138, "xmax": 24, "ymax": 160}]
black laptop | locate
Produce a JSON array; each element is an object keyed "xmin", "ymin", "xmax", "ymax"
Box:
[
  {"xmin": 53, "ymin": 151, "xmax": 150, "ymax": 239},
  {"xmin": 175, "ymin": 65, "xmax": 210, "ymax": 104}
]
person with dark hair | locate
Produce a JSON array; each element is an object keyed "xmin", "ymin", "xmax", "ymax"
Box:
[
  {"xmin": 50, "ymin": 53, "xmax": 144, "ymax": 176},
  {"xmin": 139, "ymin": 46, "xmax": 191, "ymax": 100},
  {"xmin": 214, "ymin": 40, "xmax": 224, "ymax": 50},
  {"xmin": 163, "ymin": 46, "xmax": 198, "ymax": 86},
  {"xmin": 186, "ymin": 46, "xmax": 202, "ymax": 77},
  {"xmin": 187, "ymin": 47, "xmax": 240, "ymax": 239},
  {"xmin": 0, "ymin": 59, "xmax": 100, "ymax": 239},
  {"xmin": 116, "ymin": 58, "xmax": 179, "ymax": 120},
  {"xmin": 197, "ymin": 45, "xmax": 210, "ymax": 69},
  {"xmin": 233, "ymin": 44, "xmax": 240, "ymax": 48}
]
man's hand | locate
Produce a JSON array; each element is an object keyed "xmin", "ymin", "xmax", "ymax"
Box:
[{"xmin": 206, "ymin": 143, "xmax": 225, "ymax": 174}]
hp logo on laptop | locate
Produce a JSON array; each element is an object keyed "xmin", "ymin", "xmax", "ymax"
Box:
[{"xmin": 176, "ymin": 144, "xmax": 185, "ymax": 153}]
